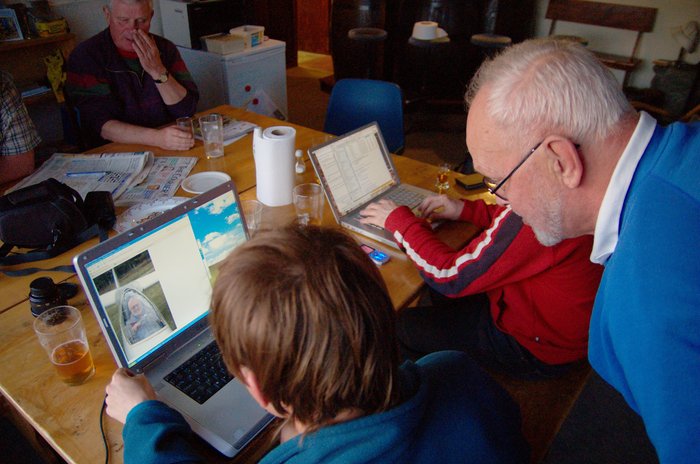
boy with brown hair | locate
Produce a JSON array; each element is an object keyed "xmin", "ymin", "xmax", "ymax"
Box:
[{"xmin": 106, "ymin": 225, "xmax": 528, "ymax": 463}]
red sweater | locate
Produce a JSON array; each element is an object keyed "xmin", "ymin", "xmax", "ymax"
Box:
[{"xmin": 385, "ymin": 201, "xmax": 603, "ymax": 364}]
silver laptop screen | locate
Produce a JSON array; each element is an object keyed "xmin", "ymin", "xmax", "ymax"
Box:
[
  {"xmin": 81, "ymin": 188, "xmax": 246, "ymax": 368},
  {"xmin": 312, "ymin": 124, "xmax": 397, "ymax": 216}
]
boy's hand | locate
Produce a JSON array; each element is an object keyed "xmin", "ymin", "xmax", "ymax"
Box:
[{"xmin": 105, "ymin": 368, "xmax": 157, "ymax": 424}]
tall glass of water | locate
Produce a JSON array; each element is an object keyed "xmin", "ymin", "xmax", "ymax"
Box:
[{"xmin": 199, "ymin": 114, "xmax": 224, "ymax": 159}]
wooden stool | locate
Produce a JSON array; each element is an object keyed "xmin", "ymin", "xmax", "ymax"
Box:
[{"xmin": 347, "ymin": 27, "xmax": 388, "ymax": 80}]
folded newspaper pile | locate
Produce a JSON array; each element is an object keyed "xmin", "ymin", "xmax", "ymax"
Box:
[{"xmin": 9, "ymin": 152, "xmax": 196, "ymax": 206}]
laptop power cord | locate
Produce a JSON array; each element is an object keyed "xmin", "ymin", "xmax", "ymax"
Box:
[{"xmin": 100, "ymin": 396, "xmax": 109, "ymax": 464}]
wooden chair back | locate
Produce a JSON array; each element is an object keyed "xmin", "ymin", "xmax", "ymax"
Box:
[{"xmin": 546, "ymin": 0, "xmax": 657, "ymax": 87}]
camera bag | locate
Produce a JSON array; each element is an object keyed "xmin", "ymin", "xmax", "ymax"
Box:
[{"xmin": 0, "ymin": 178, "xmax": 115, "ymax": 268}]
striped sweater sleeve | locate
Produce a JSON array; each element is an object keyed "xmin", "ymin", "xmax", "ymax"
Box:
[{"xmin": 384, "ymin": 201, "xmax": 546, "ymax": 298}]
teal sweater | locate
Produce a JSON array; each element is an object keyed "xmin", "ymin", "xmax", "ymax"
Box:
[{"xmin": 123, "ymin": 351, "xmax": 528, "ymax": 463}]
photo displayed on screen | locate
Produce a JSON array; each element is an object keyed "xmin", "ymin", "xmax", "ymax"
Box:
[{"xmin": 85, "ymin": 190, "xmax": 246, "ymax": 366}]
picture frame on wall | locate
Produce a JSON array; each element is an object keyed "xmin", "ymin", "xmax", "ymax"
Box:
[{"xmin": 0, "ymin": 8, "xmax": 24, "ymax": 42}]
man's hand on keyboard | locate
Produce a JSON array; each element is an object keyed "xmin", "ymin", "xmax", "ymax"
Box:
[
  {"xmin": 417, "ymin": 195, "xmax": 464, "ymax": 221},
  {"xmin": 359, "ymin": 199, "xmax": 400, "ymax": 229},
  {"xmin": 105, "ymin": 368, "xmax": 156, "ymax": 424}
]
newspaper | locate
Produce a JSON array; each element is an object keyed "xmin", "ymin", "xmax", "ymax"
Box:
[
  {"xmin": 10, "ymin": 152, "xmax": 197, "ymax": 206},
  {"xmin": 10, "ymin": 152, "xmax": 153, "ymax": 200},
  {"xmin": 115, "ymin": 156, "xmax": 197, "ymax": 206}
]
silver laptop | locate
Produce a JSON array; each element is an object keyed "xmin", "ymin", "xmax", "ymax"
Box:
[
  {"xmin": 308, "ymin": 122, "xmax": 436, "ymax": 248},
  {"xmin": 73, "ymin": 181, "xmax": 273, "ymax": 458}
]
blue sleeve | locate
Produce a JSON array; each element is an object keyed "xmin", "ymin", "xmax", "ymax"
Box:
[
  {"xmin": 123, "ymin": 400, "xmax": 204, "ymax": 464},
  {"xmin": 590, "ymin": 169, "xmax": 700, "ymax": 463}
]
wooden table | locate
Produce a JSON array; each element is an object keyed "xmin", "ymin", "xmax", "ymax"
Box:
[
  {"xmin": 0, "ymin": 106, "xmax": 491, "ymax": 463},
  {"xmin": 0, "ymin": 105, "xmax": 329, "ymax": 314}
]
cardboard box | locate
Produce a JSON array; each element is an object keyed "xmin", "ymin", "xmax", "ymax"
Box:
[
  {"xmin": 229, "ymin": 25, "xmax": 264, "ymax": 48},
  {"xmin": 202, "ymin": 33, "xmax": 245, "ymax": 55}
]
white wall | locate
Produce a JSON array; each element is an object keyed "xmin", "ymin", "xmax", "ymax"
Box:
[
  {"xmin": 49, "ymin": 0, "xmax": 163, "ymax": 42},
  {"xmin": 533, "ymin": 0, "xmax": 700, "ymax": 88}
]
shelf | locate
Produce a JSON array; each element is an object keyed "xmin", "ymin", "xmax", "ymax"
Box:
[
  {"xmin": 1, "ymin": 32, "xmax": 76, "ymax": 97},
  {"xmin": 0, "ymin": 33, "xmax": 75, "ymax": 53},
  {"xmin": 22, "ymin": 91, "xmax": 57, "ymax": 106}
]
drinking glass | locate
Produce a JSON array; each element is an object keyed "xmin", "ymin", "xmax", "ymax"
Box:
[
  {"xmin": 435, "ymin": 163, "xmax": 450, "ymax": 194},
  {"xmin": 241, "ymin": 199, "xmax": 263, "ymax": 236},
  {"xmin": 176, "ymin": 117, "xmax": 194, "ymax": 138},
  {"xmin": 293, "ymin": 183, "xmax": 324, "ymax": 226},
  {"xmin": 199, "ymin": 114, "xmax": 224, "ymax": 159},
  {"xmin": 33, "ymin": 305, "xmax": 95, "ymax": 386}
]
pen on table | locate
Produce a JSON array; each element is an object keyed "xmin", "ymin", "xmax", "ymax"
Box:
[{"xmin": 66, "ymin": 171, "xmax": 108, "ymax": 178}]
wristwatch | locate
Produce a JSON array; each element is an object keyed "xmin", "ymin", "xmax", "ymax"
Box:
[{"xmin": 154, "ymin": 70, "xmax": 169, "ymax": 84}]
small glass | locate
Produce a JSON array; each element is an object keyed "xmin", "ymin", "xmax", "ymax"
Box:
[
  {"xmin": 241, "ymin": 199, "xmax": 263, "ymax": 236},
  {"xmin": 176, "ymin": 117, "xmax": 194, "ymax": 138},
  {"xmin": 199, "ymin": 114, "xmax": 224, "ymax": 159},
  {"xmin": 33, "ymin": 306, "xmax": 95, "ymax": 386},
  {"xmin": 293, "ymin": 183, "xmax": 324, "ymax": 226},
  {"xmin": 435, "ymin": 163, "xmax": 450, "ymax": 194}
]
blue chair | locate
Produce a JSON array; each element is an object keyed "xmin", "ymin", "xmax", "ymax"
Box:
[{"xmin": 324, "ymin": 78, "xmax": 405, "ymax": 154}]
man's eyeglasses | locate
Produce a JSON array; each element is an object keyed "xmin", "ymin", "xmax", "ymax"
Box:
[{"xmin": 483, "ymin": 141, "xmax": 543, "ymax": 202}]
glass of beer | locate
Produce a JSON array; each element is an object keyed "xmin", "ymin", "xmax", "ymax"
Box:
[
  {"xmin": 293, "ymin": 183, "xmax": 324, "ymax": 226},
  {"xmin": 33, "ymin": 305, "xmax": 95, "ymax": 386}
]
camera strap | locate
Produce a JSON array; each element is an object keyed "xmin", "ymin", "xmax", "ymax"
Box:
[
  {"xmin": 1, "ymin": 263, "xmax": 76, "ymax": 277},
  {"xmin": 0, "ymin": 223, "xmax": 109, "ymax": 276}
]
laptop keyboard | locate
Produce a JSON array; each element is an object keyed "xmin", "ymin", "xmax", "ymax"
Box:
[
  {"xmin": 384, "ymin": 188, "xmax": 426, "ymax": 209},
  {"xmin": 164, "ymin": 341, "xmax": 234, "ymax": 404},
  {"xmin": 355, "ymin": 188, "xmax": 427, "ymax": 229}
]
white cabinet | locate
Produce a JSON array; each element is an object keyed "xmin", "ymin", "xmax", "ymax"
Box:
[{"xmin": 177, "ymin": 39, "xmax": 288, "ymax": 119}]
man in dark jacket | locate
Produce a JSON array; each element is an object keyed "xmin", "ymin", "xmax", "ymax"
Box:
[{"xmin": 66, "ymin": 0, "xmax": 198, "ymax": 149}]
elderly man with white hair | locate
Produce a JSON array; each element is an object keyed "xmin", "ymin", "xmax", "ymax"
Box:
[{"xmin": 465, "ymin": 38, "xmax": 700, "ymax": 463}]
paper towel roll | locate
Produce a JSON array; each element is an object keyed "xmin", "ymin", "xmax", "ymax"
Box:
[
  {"xmin": 411, "ymin": 21, "xmax": 448, "ymax": 40},
  {"xmin": 253, "ymin": 126, "xmax": 296, "ymax": 206}
]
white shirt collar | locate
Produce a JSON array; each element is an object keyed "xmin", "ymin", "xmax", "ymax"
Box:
[{"xmin": 590, "ymin": 111, "xmax": 656, "ymax": 264}]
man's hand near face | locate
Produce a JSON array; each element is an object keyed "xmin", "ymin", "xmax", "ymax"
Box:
[{"xmin": 131, "ymin": 29, "xmax": 166, "ymax": 81}]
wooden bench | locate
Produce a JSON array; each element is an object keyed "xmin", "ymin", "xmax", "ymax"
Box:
[{"xmin": 545, "ymin": 0, "xmax": 657, "ymax": 87}]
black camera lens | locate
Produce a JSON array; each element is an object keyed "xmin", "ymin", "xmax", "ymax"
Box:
[{"xmin": 29, "ymin": 277, "xmax": 67, "ymax": 317}]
